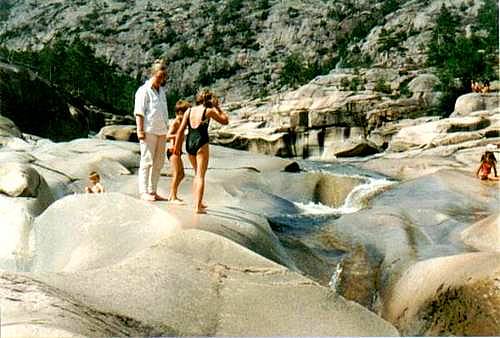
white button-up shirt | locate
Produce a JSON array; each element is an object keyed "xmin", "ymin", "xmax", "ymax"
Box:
[{"xmin": 134, "ymin": 79, "xmax": 169, "ymax": 135}]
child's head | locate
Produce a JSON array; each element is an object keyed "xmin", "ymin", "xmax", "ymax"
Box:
[
  {"xmin": 486, "ymin": 152, "xmax": 496, "ymax": 163},
  {"xmin": 88, "ymin": 171, "xmax": 100, "ymax": 183},
  {"xmin": 175, "ymin": 99, "xmax": 191, "ymax": 117}
]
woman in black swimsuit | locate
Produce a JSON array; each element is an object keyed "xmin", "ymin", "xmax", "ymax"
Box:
[{"xmin": 174, "ymin": 89, "xmax": 229, "ymax": 213}]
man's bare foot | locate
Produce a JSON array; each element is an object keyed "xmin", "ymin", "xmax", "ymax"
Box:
[
  {"xmin": 140, "ymin": 193, "xmax": 156, "ymax": 201},
  {"xmin": 201, "ymin": 202, "xmax": 208, "ymax": 209},
  {"xmin": 153, "ymin": 193, "xmax": 168, "ymax": 201}
]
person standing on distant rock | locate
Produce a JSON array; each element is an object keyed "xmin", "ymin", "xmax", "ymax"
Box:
[
  {"xmin": 174, "ymin": 89, "xmax": 229, "ymax": 213},
  {"xmin": 134, "ymin": 59, "xmax": 169, "ymax": 201}
]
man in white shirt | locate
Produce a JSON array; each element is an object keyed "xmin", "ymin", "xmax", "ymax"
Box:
[{"xmin": 134, "ymin": 59, "xmax": 169, "ymax": 201}]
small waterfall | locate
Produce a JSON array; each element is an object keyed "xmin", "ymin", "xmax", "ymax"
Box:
[
  {"xmin": 328, "ymin": 263, "xmax": 343, "ymax": 290},
  {"xmin": 294, "ymin": 176, "xmax": 394, "ymax": 215},
  {"xmin": 336, "ymin": 176, "xmax": 394, "ymax": 213}
]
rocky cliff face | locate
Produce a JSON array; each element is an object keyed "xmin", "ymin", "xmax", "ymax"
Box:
[
  {"xmin": 0, "ymin": 62, "xmax": 137, "ymax": 140},
  {"xmin": 0, "ymin": 0, "xmax": 483, "ymax": 101}
]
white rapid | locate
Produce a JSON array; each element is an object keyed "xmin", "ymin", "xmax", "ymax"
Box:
[{"xmin": 294, "ymin": 175, "xmax": 395, "ymax": 215}]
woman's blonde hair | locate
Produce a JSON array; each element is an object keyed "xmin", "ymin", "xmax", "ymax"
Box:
[
  {"xmin": 196, "ymin": 89, "xmax": 217, "ymax": 108},
  {"xmin": 150, "ymin": 59, "xmax": 167, "ymax": 76}
]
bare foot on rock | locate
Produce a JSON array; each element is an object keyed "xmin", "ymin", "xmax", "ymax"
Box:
[
  {"xmin": 154, "ymin": 193, "xmax": 168, "ymax": 201},
  {"xmin": 140, "ymin": 193, "xmax": 156, "ymax": 202}
]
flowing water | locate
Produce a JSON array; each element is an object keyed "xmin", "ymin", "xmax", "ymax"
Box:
[{"xmin": 267, "ymin": 159, "xmax": 396, "ymax": 288}]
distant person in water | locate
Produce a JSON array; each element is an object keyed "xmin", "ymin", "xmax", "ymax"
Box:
[
  {"xmin": 85, "ymin": 171, "xmax": 105, "ymax": 193},
  {"xmin": 166, "ymin": 99, "xmax": 190, "ymax": 203},
  {"xmin": 476, "ymin": 145, "xmax": 498, "ymax": 181},
  {"xmin": 174, "ymin": 89, "xmax": 229, "ymax": 213},
  {"xmin": 134, "ymin": 59, "xmax": 169, "ymax": 201}
]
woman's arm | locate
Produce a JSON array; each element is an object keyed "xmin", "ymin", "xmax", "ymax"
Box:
[{"xmin": 207, "ymin": 105, "xmax": 229, "ymax": 125}]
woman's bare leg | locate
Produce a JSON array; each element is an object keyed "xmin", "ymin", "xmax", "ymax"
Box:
[
  {"xmin": 188, "ymin": 154, "xmax": 197, "ymax": 175},
  {"xmin": 193, "ymin": 144, "xmax": 209, "ymax": 213}
]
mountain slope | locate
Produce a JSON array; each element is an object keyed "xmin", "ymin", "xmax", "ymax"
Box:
[{"xmin": 0, "ymin": 0, "xmax": 493, "ymax": 102}]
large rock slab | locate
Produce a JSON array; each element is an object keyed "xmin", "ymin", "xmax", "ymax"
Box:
[
  {"xmin": 453, "ymin": 92, "xmax": 500, "ymax": 116},
  {"xmin": 31, "ymin": 230, "xmax": 399, "ymax": 336},
  {"xmin": 460, "ymin": 213, "xmax": 500, "ymax": 252},
  {"xmin": 33, "ymin": 138, "xmax": 140, "ymax": 173},
  {"xmin": 388, "ymin": 114, "xmax": 494, "ymax": 152},
  {"xmin": 32, "ymin": 193, "xmax": 181, "ymax": 272},
  {"xmin": 0, "ymin": 272, "xmax": 169, "ymax": 337}
]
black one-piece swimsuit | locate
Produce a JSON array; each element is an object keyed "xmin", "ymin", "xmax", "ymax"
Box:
[{"xmin": 186, "ymin": 108, "xmax": 210, "ymax": 155}]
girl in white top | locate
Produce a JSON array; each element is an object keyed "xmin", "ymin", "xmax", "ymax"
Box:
[{"xmin": 134, "ymin": 59, "xmax": 169, "ymax": 201}]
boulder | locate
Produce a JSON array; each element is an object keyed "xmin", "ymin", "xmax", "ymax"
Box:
[
  {"xmin": 460, "ymin": 213, "xmax": 500, "ymax": 252},
  {"xmin": 453, "ymin": 92, "xmax": 500, "ymax": 116},
  {"xmin": 335, "ymin": 244, "xmax": 378, "ymax": 309},
  {"xmin": 0, "ymin": 162, "xmax": 50, "ymax": 199},
  {"xmin": 324, "ymin": 140, "xmax": 380, "ymax": 158},
  {"xmin": 385, "ymin": 253, "xmax": 500, "ymax": 336},
  {"xmin": 211, "ymin": 128, "xmax": 292, "ymax": 157},
  {"xmin": 96, "ymin": 125, "xmax": 138, "ymax": 142},
  {"xmin": 0, "ymin": 163, "xmax": 53, "ymax": 271},
  {"xmin": 0, "ymin": 115, "xmax": 22, "ymax": 138},
  {"xmin": 0, "ymin": 197, "xmax": 34, "ymax": 271},
  {"xmin": 367, "ymin": 116, "xmax": 440, "ymax": 148},
  {"xmin": 407, "ymin": 74, "xmax": 439, "ymax": 101}
]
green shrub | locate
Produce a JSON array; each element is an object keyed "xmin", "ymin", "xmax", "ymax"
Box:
[
  {"xmin": 350, "ymin": 77, "xmax": 361, "ymax": 91},
  {"xmin": 426, "ymin": 3, "xmax": 498, "ymax": 116},
  {"xmin": 287, "ymin": 7, "xmax": 300, "ymax": 19},
  {"xmin": 0, "ymin": 38, "xmax": 141, "ymax": 115},
  {"xmin": 339, "ymin": 77, "xmax": 349, "ymax": 90},
  {"xmin": 0, "ymin": 0, "xmax": 13, "ymax": 21},
  {"xmin": 374, "ymin": 79, "xmax": 392, "ymax": 94}
]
